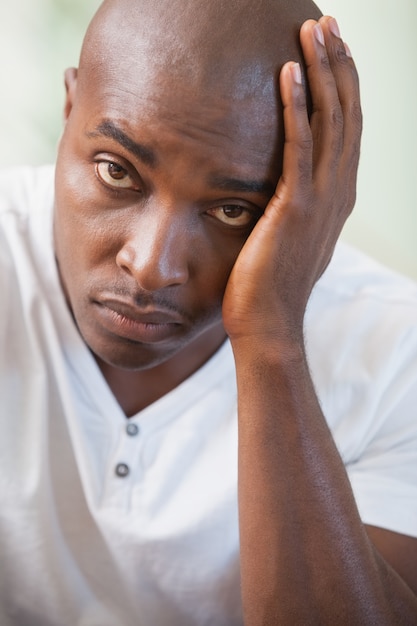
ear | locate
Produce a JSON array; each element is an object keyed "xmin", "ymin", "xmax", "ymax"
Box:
[{"xmin": 63, "ymin": 68, "xmax": 78, "ymax": 122}]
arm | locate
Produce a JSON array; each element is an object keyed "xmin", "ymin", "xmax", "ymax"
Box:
[{"xmin": 223, "ymin": 16, "xmax": 417, "ymax": 624}]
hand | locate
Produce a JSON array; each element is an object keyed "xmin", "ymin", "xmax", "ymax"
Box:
[{"xmin": 222, "ymin": 16, "xmax": 362, "ymax": 344}]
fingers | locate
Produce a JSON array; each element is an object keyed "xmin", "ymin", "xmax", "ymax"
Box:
[
  {"xmin": 276, "ymin": 61, "xmax": 313, "ymax": 209},
  {"xmin": 302, "ymin": 17, "xmax": 362, "ymax": 193},
  {"xmin": 276, "ymin": 14, "xmax": 362, "ymax": 230},
  {"xmin": 319, "ymin": 18, "xmax": 362, "ymax": 198},
  {"xmin": 269, "ymin": 16, "xmax": 362, "ymax": 284}
]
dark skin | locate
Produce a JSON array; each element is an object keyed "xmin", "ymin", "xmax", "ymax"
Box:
[{"xmin": 54, "ymin": 0, "xmax": 417, "ymax": 622}]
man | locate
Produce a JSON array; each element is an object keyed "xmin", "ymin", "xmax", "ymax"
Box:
[{"xmin": 0, "ymin": 0, "xmax": 416, "ymax": 623}]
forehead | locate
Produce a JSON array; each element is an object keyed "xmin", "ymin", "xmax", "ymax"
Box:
[
  {"xmin": 75, "ymin": 43, "xmax": 282, "ymax": 178},
  {"xmin": 76, "ymin": 82, "xmax": 280, "ymax": 196}
]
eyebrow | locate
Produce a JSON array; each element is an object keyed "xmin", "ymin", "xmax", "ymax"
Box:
[
  {"xmin": 208, "ymin": 174, "xmax": 275, "ymax": 197},
  {"xmin": 87, "ymin": 120, "xmax": 157, "ymax": 168},
  {"xmin": 87, "ymin": 119, "xmax": 275, "ymax": 197}
]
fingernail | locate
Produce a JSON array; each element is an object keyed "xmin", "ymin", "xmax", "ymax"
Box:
[
  {"xmin": 291, "ymin": 62, "xmax": 302, "ymax": 85},
  {"xmin": 344, "ymin": 42, "xmax": 352, "ymax": 58},
  {"xmin": 314, "ymin": 24, "xmax": 325, "ymax": 46},
  {"xmin": 329, "ymin": 18, "xmax": 341, "ymax": 38}
]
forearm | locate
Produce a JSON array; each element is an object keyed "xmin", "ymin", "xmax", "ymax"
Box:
[{"xmin": 233, "ymin": 336, "xmax": 417, "ymax": 625}]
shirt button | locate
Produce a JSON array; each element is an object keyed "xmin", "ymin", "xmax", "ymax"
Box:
[
  {"xmin": 126, "ymin": 422, "xmax": 139, "ymax": 437},
  {"xmin": 115, "ymin": 463, "xmax": 130, "ymax": 478}
]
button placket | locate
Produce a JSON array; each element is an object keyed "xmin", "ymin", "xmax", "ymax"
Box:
[
  {"xmin": 101, "ymin": 420, "xmax": 145, "ymax": 509},
  {"xmin": 112, "ymin": 421, "xmax": 141, "ymax": 480}
]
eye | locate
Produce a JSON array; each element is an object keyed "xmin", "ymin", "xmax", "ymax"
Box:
[
  {"xmin": 95, "ymin": 161, "xmax": 139, "ymax": 190},
  {"xmin": 207, "ymin": 204, "xmax": 257, "ymax": 227}
]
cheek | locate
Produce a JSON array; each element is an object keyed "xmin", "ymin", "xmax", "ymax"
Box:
[
  {"xmin": 54, "ymin": 161, "xmax": 122, "ymax": 272},
  {"xmin": 195, "ymin": 235, "xmax": 244, "ymax": 305}
]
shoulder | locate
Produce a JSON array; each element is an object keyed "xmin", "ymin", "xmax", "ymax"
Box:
[
  {"xmin": 306, "ymin": 242, "xmax": 417, "ymax": 362},
  {"xmin": 312, "ymin": 241, "xmax": 417, "ymax": 309},
  {"xmin": 0, "ymin": 164, "xmax": 55, "ymax": 220},
  {"xmin": 0, "ymin": 164, "xmax": 56, "ymax": 289},
  {"xmin": 306, "ymin": 241, "xmax": 417, "ymax": 449}
]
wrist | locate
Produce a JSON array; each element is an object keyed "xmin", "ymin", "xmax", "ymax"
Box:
[{"xmin": 229, "ymin": 329, "xmax": 306, "ymax": 371}]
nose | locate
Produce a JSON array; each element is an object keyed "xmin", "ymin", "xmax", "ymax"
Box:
[{"xmin": 115, "ymin": 206, "xmax": 190, "ymax": 292}]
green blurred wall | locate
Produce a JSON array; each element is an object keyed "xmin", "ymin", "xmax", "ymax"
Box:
[{"xmin": 0, "ymin": 0, "xmax": 101, "ymax": 164}]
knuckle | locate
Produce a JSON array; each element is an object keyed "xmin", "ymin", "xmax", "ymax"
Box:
[
  {"xmin": 299, "ymin": 192, "xmax": 316, "ymax": 217},
  {"xmin": 349, "ymin": 99, "xmax": 363, "ymax": 132},
  {"xmin": 297, "ymin": 135, "xmax": 314, "ymax": 153},
  {"xmin": 295, "ymin": 138, "xmax": 314, "ymax": 179},
  {"xmin": 348, "ymin": 139, "xmax": 361, "ymax": 163},
  {"xmin": 292, "ymin": 91, "xmax": 308, "ymax": 114},
  {"xmin": 334, "ymin": 44, "xmax": 350, "ymax": 66},
  {"xmin": 297, "ymin": 164, "xmax": 312, "ymax": 190},
  {"xmin": 340, "ymin": 179, "xmax": 358, "ymax": 216},
  {"xmin": 319, "ymin": 53, "xmax": 331, "ymax": 72},
  {"xmin": 330, "ymin": 103, "xmax": 344, "ymax": 130}
]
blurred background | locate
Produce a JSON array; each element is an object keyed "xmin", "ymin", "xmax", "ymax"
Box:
[{"xmin": 1, "ymin": 0, "xmax": 416, "ymax": 279}]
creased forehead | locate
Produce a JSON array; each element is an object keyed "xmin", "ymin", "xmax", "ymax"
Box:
[{"xmin": 78, "ymin": 0, "xmax": 322, "ymax": 98}]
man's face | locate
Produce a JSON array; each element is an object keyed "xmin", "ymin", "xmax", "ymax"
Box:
[{"xmin": 54, "ymin": 55, "xmax": 280, "ymax": 371}]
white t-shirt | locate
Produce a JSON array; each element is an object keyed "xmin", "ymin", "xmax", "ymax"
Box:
[{"xmin": 1, "ymin": 165, "xmax": 416, "ymax": 626}]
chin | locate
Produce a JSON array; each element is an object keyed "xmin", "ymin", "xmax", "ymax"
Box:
[{"xmin": 87, "ymin": 334, "xmax": 181, "ymax": 372}]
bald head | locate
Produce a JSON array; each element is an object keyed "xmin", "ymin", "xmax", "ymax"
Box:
[{"xmin": 78, "ymin": 0, "xmax": 321, "ymax": 104}]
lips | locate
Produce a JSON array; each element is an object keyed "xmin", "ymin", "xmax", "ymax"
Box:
[{"xmin": 93, "ymin": 298, "xmax": 183, "ymax": 343}]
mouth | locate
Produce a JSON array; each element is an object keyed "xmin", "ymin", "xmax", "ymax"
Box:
[{"xmin": 93, "ymin": 298, "xmax": 183, "ymax": 344}]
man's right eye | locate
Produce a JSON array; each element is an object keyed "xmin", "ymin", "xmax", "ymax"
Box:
[{"xmin": 95, "ymin": 161, "xmax": 139, "ymax": 190}]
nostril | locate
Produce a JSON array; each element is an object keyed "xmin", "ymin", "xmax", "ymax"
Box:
[
  {"xmin": 115, "ymin": 236, "xmax": 189, "ymax": 291},
  {"xmin": 115, "ymin": 245, "xmax": 135, "ymax": 275}
]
